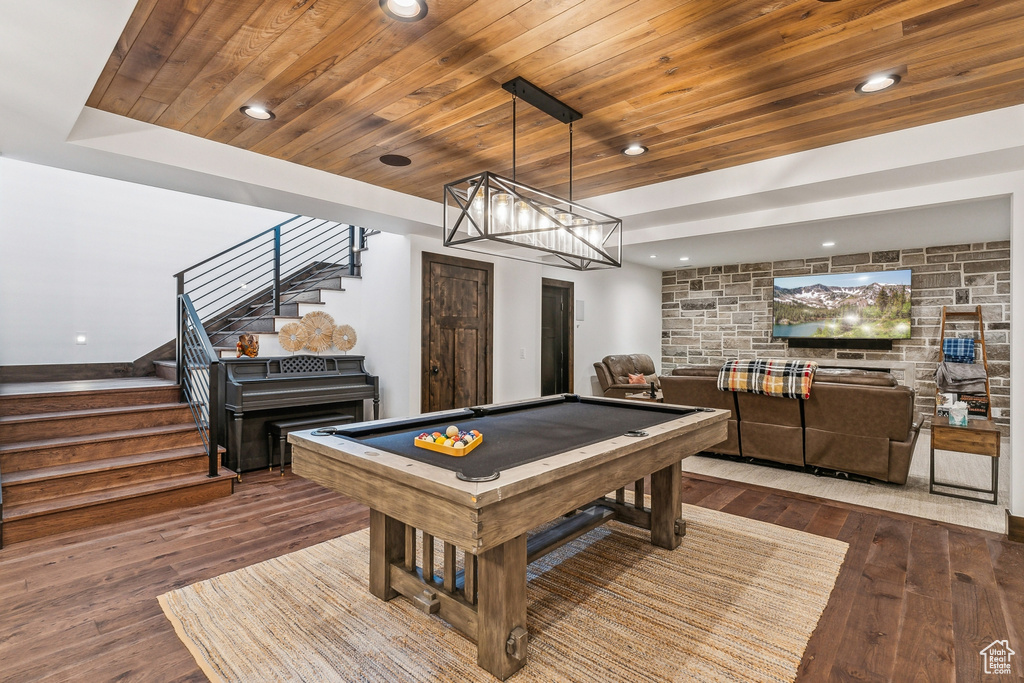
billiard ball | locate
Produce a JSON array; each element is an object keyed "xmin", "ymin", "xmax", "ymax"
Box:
[
  {"xmin": 446, "ymin": 425, "xmax": 459, "ymax": 438},
  {"xmin": 453, "ymin": 441, "xmax": 465, "ymax": 449}
]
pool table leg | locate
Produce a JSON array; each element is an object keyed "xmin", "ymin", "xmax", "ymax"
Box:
[
  {"xmin": 477, "ymin": 534, "xmax": 529, "ymax": 681},
  {"xmin": 369, "ymin": 510, "xmax": 406, "ymax": 601},
  {"xmin": 650, "ymin": 460, "xmax": 683, "ymax": 550}
]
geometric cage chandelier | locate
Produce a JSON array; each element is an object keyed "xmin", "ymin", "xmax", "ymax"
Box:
[{"xmin": 443, "ymin": 78, "xmax": 622, "ymax": 270}]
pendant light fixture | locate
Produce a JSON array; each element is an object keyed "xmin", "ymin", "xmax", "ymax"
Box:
[{"xmin": 443, "ymin": 78, "xmax": 622, "ymax": 270}]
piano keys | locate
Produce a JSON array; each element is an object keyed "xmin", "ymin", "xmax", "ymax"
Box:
[{"xmin": 220, "ymin": 355, "xmax": 379, "ymax": 473}]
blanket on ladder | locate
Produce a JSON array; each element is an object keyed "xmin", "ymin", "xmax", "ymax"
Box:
[{"xmin": 717, "ymin": 359, "xmax": 818, "ymax": 399}]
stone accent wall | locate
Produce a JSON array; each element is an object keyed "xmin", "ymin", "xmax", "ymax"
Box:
[{"xmin": 661, "ymin": 242, "xmax": 1011, "ymax": 435}]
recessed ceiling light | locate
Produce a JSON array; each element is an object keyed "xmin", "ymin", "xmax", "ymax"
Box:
[
  {"xmin": 380, "ymin": 0, "xmax": 427, "ymax": 21},
  {"xmin": 855, "ymin": 74, "xmax": 900, "ymax": 94},
  {"xmin": 622, "ymin": 143, "xmax": 648, "ymax": 157},
  {"xmin": 822, "ymin": 241, "xmax": 836, "ymax": 247},
  {"xmin": 239, "ymin": 105, "xmax": 274, "ymax": 120},
  {"xmin": 679, "ymin": 257, "xmax": 689, "ymax": 261},
  {"xmin": 649, "ymin": 255, "xmax": 657, "ymax": 259},
  {"xmin": 380, "ymin": 154, "xmax": 412, "ymax": 167}
]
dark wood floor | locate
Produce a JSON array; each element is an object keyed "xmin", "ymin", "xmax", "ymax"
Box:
[{"xmin": 1, "ymin": 470, "xmax": 1021, "ymax": 682}]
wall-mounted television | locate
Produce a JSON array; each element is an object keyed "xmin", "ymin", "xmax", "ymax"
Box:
[{"xmin": 772, "ymin": 270, "xmax": 912, "ymax": 340}]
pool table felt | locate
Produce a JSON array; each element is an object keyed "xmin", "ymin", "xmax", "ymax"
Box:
[{"xmin": 337, "ymin": 400, "xmax": 696, "ymax": 480}]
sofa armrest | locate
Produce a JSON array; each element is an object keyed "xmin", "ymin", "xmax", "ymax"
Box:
[
  {"xmin": 593, "ymin": 362, "xmax": 614, "ymax": 392},
  {"xmin": 886, "ymin": 417, "xmax": 922, "ymax": 485}
]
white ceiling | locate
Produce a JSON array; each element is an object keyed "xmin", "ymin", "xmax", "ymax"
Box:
[
  {"xmin": 627, "ymin": 196, "xmax": 1012, "ymax": 269},
  {"xmin": 1, "ymin": 3, "xmax": 1022, "ymax": 270}
]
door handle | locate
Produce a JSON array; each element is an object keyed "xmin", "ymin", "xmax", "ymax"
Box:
[{"xmin": 431, "ymin": 365, "xmax": 439, "ymax": 374}]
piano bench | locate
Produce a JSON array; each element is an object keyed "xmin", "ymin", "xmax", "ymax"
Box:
[{"xmin": 267, "ymin": 414, "xmax": 355, "ymax": 475}]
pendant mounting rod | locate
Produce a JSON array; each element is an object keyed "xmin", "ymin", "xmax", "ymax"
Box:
[{"xmin": 501, "ymin": 77, "xmax": 582, "ymax": 124}]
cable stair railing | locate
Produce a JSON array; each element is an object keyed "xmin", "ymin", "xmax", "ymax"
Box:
[{"xmin": 174, "ymin": 215, "xmax": 376, "ymax": 468}]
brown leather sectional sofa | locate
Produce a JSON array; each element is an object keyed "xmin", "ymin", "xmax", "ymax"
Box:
[
  {"xmin": 662, "ymin": 365, "xmax": 921, "ymax": 484},
  {"xmin": 594, "ymin": 354, "xmax": 661, "ymax": 399}
]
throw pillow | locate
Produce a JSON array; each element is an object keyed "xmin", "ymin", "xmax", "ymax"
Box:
[{"xmin": 627, "ymin": 373, "xmax": 647, "ymax": 385}]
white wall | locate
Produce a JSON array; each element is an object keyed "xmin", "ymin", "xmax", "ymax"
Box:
[
  {"xmin": 0, "ymin": 157, "xmax": 291, "ymax": 365},
  {"xmin": 355, "ymin": 232, "xmax": 663, "ymax": 418},
  {"xmin": 538, "ymin": 264, "xmax": 665, "ymax": 395},
  {"xmin": 355, "ymin": 231, "xmax": 415, "ymax": 419}
]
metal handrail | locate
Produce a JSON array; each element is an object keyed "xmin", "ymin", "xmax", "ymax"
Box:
[
  {"xmin": 172, "ymin": 215, "xmax": 303, "ymax": 279},
  {"xmin": 177, "ymin": 294, "xmax": 221, "ymax": 477},
  {"xmin": 195, "ymin": 232, "xmax": 353, "ymax": 337},
  {"xmin": 175, "ymin": 216, "xmax": 365, "ymax": 339}
]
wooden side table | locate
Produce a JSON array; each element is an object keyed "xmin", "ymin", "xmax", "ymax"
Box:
[{"xmin": 930, "ymin": 419, "xmax": 1000, "ymax": 504}]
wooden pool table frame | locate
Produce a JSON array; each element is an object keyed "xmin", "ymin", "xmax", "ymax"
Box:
[{"xmin": 290, "ymin": 396, "xmax": 729, "ymax": 680}]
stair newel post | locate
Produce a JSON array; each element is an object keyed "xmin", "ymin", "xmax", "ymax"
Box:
[
  {"xmin": 207, "ymin": 359, "xmax": 222, "ymax": 477},
  {"xmin": 175, "ymin": 281, "xmax": 184, "ymax": 390},
  {"xmin": 273, "ymin": 226, "xmax": 282, "ymax": 317},
  {"xmin": 348, "ymin": 225, "xmax": 357, "ymax": 276}
]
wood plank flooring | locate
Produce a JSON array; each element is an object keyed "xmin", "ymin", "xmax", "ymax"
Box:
[{"xmin": 1, "ymin": 470, "xmax": 1021, "ymax": 682}]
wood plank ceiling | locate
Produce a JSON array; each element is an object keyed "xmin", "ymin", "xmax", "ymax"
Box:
[{"xmin": 88, "ymin": 0, "xmax": 1024, "ymax": 202}]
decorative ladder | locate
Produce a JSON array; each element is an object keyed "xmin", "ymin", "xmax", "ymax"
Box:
[
  {"xmin": 935, "ymin": 304, "xmax": 991, "ymax": 419},
  {"xmin": 930, "ymin": 304, "xmax": 1000, "ymax": 504}
]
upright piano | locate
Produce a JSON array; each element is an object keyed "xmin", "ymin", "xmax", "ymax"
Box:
[{"xmin": 221, "ymin": 355, "xmax": 379, "ymax": 473}]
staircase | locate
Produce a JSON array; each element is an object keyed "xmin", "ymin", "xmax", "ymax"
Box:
[
  {"xmin": 174, "ymin": 219, "xmax": 375, "ymax": 364},
  {"xmin": 0, "ymin": 382, "xmax": 234, "ymax": 547},
  {"xmin": 206, "ymin": 265, "xmax": 350, "ymax": 358},
  {"xmin": 154, "ymin": 276, "xmax": 346, "ymax": 378},
  {"xmin": 0, "ymin": 217, "xmax": 374, "ymax": 546}
]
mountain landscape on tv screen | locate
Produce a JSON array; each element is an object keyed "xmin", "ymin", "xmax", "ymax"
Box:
[{"xmin": 773, "ymin": 281, "xmax": 912, "ymax": 339}]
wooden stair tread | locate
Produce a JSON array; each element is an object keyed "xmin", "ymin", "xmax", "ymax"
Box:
[
  {"xmin": 0, "ymin": 424, "xmax": 200, "ymax": 454},
  {"xmin": 3, "ymin": 468, "xmax": 235, "ymax": 521},
  {"xmin": 0, "ymin": 402, "xmax": 188, "ymax": 426},
  {"xmin": 0, "ymin": 382, "xmax": 178, "ymax": 400},
  {"xmin": 1, "ymin": 446, "xmax": 213, "ymax": 485}
]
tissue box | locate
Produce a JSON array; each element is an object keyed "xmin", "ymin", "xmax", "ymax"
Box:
[{"xmin": 948, "ymin": 401, "xmax": 969, "ymax": 427}]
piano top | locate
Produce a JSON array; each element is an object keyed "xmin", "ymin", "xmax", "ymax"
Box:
[{"xmin": 222, "ymin": 355, "xmax": 378, "ymax": 411}]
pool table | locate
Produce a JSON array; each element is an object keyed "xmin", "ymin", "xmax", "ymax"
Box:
[{"xmin": 290, "ymin": 394, "xmax": 729, "ymax": 680}]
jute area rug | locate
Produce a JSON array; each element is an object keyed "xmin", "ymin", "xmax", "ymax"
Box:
[{"xmin": 159, "ymin": 505, "xmax": 847, "ymax": 682}]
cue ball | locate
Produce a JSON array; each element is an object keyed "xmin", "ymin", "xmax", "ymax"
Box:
[{"xmin": 445, "ymin": 425, "xmax": 459, "ymax": 437}]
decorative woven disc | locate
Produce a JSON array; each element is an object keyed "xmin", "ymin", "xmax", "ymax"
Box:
[
  {"xmin": 300, "ymin": 311, "xmax": 336, "ymax": 353},
  {"xmin": 278, "ymin": 322, "xmax": 309, "ymax": 353},
  {"xmin": 332, "ymin": 324, "xmax": 357, "ymax": 352}
]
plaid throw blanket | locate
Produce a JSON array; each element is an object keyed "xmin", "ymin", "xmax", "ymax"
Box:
[
  {"xmin": 942, "ymin": 337, "xmax": 975, "ymax": 364},
  {"xmin": 717, "ymin": 359, "xmax": 818, "ymax": 399}
]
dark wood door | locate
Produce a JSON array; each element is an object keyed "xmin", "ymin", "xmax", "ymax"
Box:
[
  {"xmin": 422, "ymin": 253, "xmax": 493, "ymax": 412},
  {"xmin": 541, "ymin": 279, "xmax": 573, "ymax": 396}
]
